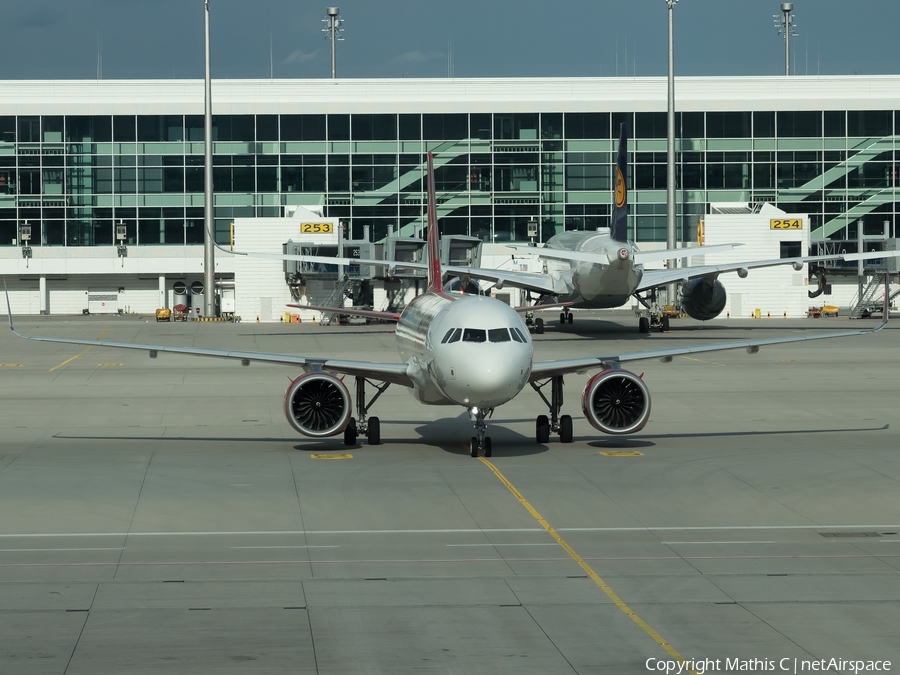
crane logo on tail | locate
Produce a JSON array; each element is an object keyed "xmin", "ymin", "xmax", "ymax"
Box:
[{"xmin": 615, "ymin": 166, "xmax": 626, "ymax": 209}]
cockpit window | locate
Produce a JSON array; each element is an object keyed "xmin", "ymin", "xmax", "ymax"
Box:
[
  {"xmin": 510, "ymin": 327, "xmax": 527, "ymax": 343},
  {"xmin": 441, "ymin": 328, "xmax": 462, "ymax": 344},
  {"xmin": 488, "ymin": 328, "xmax": 511, "ymax": 343},
  {"xmin": 462, "ymin": 328, "xmax": 486, "ymax": 343}
]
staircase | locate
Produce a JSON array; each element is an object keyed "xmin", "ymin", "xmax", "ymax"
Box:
[
  {"xmin": 849, "ymin": 275, "xmax": 900, "ymax": 318},
  {"xmin": 315, "ymin": 277, "xmax": 357, "ymax": 325}
]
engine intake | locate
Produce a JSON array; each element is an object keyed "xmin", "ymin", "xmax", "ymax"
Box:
[
  {"xmin": 681, "ymin": 277, "xmax": 727, "ymax": 321},
  {"xmin": 582, "ymin": 370, "xmax": 651, "ymax": 435},
  {"xmin": 284, "ymin": 372, "xmax": 351, "ymax": 437}
]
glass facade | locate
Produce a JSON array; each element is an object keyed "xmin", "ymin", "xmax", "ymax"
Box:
[{"xmin": 1, "ymin": 109, "xmax": 897, "ymax": 247}]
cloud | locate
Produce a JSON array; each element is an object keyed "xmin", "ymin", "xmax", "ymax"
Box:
[
  {"xmin": 391, "ymin": 50, "xmax": 444, "ymax": 65},
  {"xmin": 283, "ymin": 49, "xmax": 319, "ymax": 65}
]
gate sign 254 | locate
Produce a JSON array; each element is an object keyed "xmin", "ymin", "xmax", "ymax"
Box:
[
  {"xmin": 770, "ymin": 219, "xmax": 802, "ymax": 230},
  {"xmin": 301, "ymin": 223, "xmax": 333, "ymax": 234}
]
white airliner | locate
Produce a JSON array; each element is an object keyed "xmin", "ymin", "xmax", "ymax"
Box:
[
  {"xmin": 5, "ymin": 155, "xmax": 890, "ymax": 457},
  {"xmin": 241, "ymin": 124, "xmax": 897, "ymax": 335}
]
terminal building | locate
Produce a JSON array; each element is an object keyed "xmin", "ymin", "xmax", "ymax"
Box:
[{"xmin": 1, "ymin": 76, "xmax": 898, "ymax": 317}]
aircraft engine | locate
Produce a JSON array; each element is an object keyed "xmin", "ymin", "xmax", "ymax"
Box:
[
  {"xmin": 283, "ymin": 372, "xmax": 352, "ymax": 437},
  {"xmin": 680, "ymin": 277, "xmax": 727, "ymax": 321},
  {"xmin": 581, "ymin": 370, "xmax": 651, "ymax": 435}
]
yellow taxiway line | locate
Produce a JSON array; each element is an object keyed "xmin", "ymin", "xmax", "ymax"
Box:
[
  {"xmin": 479, "ymin": 456, "xmax": 699, "ymax": 675},
  {"xmin": 48, "ymin": 327, "xmax": 111, "ymax": 372}
]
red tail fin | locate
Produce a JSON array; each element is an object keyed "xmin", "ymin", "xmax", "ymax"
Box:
[{"xmin": 426, "ymin": 152, "xmax": 443, "ymax": 293}]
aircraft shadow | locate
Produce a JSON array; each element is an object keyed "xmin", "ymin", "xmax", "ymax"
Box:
[{"xmin": 589, "ymin": 423, "xmax": 890, "ymax": 448}]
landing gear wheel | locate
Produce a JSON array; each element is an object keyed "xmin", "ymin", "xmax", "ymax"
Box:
[
  {"xmin": 560, "ymin": 312, "xmax": 567, "ymax": 325},
  {"xmin": 559, "ymin": 415, "xmax": 574, "ymax": 443},
  {"xmin": 470, "ymin": 437, "xmax": 479, "ymax": 458},
  {"xmin": 639, "ymin": 317, "xmax": 650, "ymax": 333},
  {"xmin": 535, "ymin": 318, "xmax": 544, "ymax": 334},
  {"xmin": 567, "ymin": 313, "xmax": 573, "ymax": 324},
  {"xmin": 483, "ymin": 437, "xmax": 492, "ymax": 458},
  {"xmin": 536, "ymin": 415, "xmax": 550, "ymax": 443},
  {"xmin": 343, "ymin": 418, "xmax": 357, "ymax": 446},
  {"xmin": 367, "ymin": 416, "xmax": 381, "ymax": 445},
  {"xmin": 660, "ymin": 316, "xmax": 670, "ymax": 332}
]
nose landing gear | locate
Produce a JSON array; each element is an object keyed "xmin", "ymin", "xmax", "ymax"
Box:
[{"xmin": 468, "ymin": 407, "xmax": 494, "ymax": 457}]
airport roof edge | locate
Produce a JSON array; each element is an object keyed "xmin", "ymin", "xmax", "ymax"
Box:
[{"xmin": 1, "ymin": 75, "xmax": 899, "ymax": 115}]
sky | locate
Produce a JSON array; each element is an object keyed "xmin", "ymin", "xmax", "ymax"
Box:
[{"xmin": 2, "ymin": 0, "xmax": 898, "ymax": 80}]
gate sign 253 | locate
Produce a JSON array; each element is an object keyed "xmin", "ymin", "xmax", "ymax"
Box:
[
  {"xmin": 770, "ymin": 219, "xmax": 802, "ymax": 230},
  {"xmin": 301, "ymin": 223, "xmax": 333, "ymax": 234}
]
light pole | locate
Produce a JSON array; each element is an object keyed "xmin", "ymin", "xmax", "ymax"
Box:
[
  {"xmin": 203, "ymin": 0, "xmax": 216, "ymax": 316},
  {"xmin": 323, "ymin": 7, "xmax": 344, "ymax": 79},
  {"xmin": 774, "ymin": 3, "xmax": 798, "ymax": 75},
  {"xmin": 665, "ymin": 0, "xmax": 678, "ymax": 305}
]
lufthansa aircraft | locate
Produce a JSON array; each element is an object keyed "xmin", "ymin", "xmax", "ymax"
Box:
[
  {"xmin": 246, "ymin": 125, "xmax": 897, "ymax": 335},
  {"xmin": 5, "ymin": 155, "xmax": 890, "ymax": 457}
]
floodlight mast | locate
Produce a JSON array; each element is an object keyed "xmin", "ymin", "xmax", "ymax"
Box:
[
  {"xmin": 774, "ymin": 3, "xmax": 798, "ymax": 75},
  {"xmin": 323, "ymin": 7, "xmax": 344, "ymax": 79},
  {"xmin": 665, "ymin": 0, "xmax": 678, "ymax": 305},
  {"xmin": 203, "ymin": 0, "xmax": 216, "ymax": 316}
]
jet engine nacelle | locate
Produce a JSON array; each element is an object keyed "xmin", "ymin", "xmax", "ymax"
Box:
[
  {"xmin": 680, "ymin": 277, "xmax": 727, "ymax": 321},
  {"xmin": 283, "ymin": 372, "xmax": 352, "ymax": 437},
  {"xmin": 581, "ymin": 369, "xmax": 651, "ymax": 435}
]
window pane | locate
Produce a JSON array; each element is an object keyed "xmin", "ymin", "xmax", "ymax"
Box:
[
  {"xmin": 488, "ymin": 328, "xmax": 511, "ymax": 343},
  {"xmin": 754, "ymin": 111, "xmax": 775, "ymax": 137},
  {"xmin": 462, "ymin": 328, "xmax": 486, "ymax": 343},
  {"xmin": 328, "ymin": 115, "xmax": 350, "ymax": 141},
  {"xmin": 564, "ymin": 112, "xmax": 609, "ymax": 139}
]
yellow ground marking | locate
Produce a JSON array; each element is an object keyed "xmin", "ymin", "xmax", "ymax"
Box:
[
  {"xmin": 600, "ymin": 450, "xmax": 644, "ymax": 457},
  {"xmin": 479, "ymin": 457, "xmax": 699, "ymax": 674},
  {"xmin": 776, "ymin": 359, "xmax": 798, "ymax": 363},
  {"xmin": 0, "ymin": 364, "xmax": 23, "ymax": 367},
  {"xmin": 48, "ymin": 327, "xmax": 111, "ymax": 372},
  {"xmin": 98, "ymin": 363, "xmax": 123, "ymax": 367},
  {"xmin": 310, "ymin": 453, "xmax": 353, "ymax": 460},
  {"xmin": 678, "ymin": 355, "xmax": 724, "ymax": 366}
]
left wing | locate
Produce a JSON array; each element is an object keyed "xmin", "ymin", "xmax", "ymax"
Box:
[
  {"xmin": 4, "ymin": 283, "xmax": 413, "ymax": 386},
  {"xmin": 531, "ymin": 275, "xmax": 890, "ymax": 381},
  {"xmin": 218, "ymin": 243, "xmax": 561, "ymax": 296}
]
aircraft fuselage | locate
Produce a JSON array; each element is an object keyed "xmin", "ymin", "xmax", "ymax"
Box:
[
  {"xmin": 543, "ymin": 230, "xmax": 642, "ymax": 308},
  {"xmin": 397, "ymin": 292, "xmax": 533, "ymax": 408}
]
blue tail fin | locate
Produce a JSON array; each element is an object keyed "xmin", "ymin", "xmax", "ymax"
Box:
[{"xmin": 612, "ymin": 123, "xmax": 629, "ymax": 243}]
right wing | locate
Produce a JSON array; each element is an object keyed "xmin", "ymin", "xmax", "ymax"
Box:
[
  {"xmin": 636, "ymin": 249, "xmax": 900, "ymax": 291},
  {"xmin": 507, "ymin": 242, "xmax": 743, "ymax": 266},
  {"xmin": 5, "ymin": 282, "xmax": 413, "ymax": 386},
  {"xmin": 287, "ymin": 303, "xmax": 402, "ymax": 322}
]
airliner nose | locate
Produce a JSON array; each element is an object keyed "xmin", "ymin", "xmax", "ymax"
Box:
[{"xmin": 446, "ymin": 349, "xmax": 529, "ymax": 408}]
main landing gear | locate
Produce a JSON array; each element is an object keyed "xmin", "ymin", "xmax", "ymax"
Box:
[
  {"xmin": 559, "ymin": 306, "xmax": 573, "ymax": 325},
  {"xmin": 344, "ymin": 376, "xmax": 390, "ymax": 446},
  {"xmin": 530, "ymin": 375, "xmax": 574, "ymax": 444},
  {"xmin": 523, "ymin": 312, "xmax": 544, "ymax": 334},
  {"xmin": 634, "ymin": 290, "xmax": 670, "ymax": 333},
  {"xmin": 468, "ymin": 407, "xmax": 494, "ymax": 458}
]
